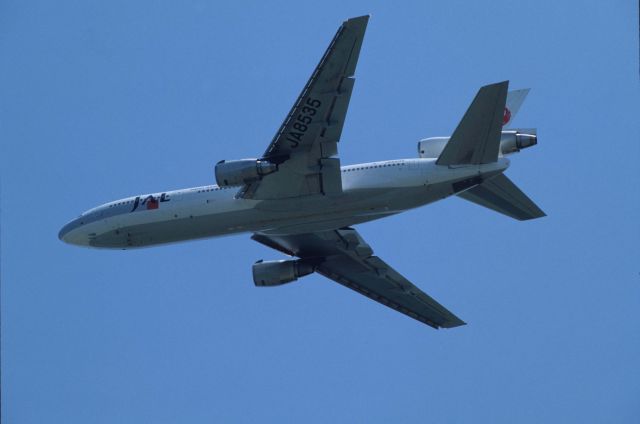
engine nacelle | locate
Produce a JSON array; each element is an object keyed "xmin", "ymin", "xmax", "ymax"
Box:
[
  {"xmin": 417, "ymin": 129, "xmax": 538, "ymax": 159},
  {"xmin": 417, "ymin": 137, "xmax": 449, "ymax": 159},
  {"xmin": 499, "ymin": 130, "xmax": 537, "ymax": 155},
  {"xmin": 252, "ymin": 259, "xmax": 315, "ymax": 287},
  {"xmin": 215, "ymin": 159, "xmax": 277, "ymax": 187}
]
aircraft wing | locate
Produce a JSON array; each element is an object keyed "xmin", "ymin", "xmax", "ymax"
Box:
[
  {"xmin": 239, "ymin": 15, "xmax": 369, "ymax": 200},
  {"xmin": 252, "ymin": 228, "xmax": 466, "ymax": 329}
]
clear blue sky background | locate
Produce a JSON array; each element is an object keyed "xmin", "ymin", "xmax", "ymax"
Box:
[{"xmin": 1, "ymin": 1, "xmax": 639, "ymax": 422}]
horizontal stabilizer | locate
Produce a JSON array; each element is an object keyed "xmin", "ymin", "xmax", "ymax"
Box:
[
  {"xmin": 458, "ymin": 174, "xmax": 545, "ymax": 221},
  {"xmin": 437, "ymin": 81, "xmax": 509, "ymax": 166}
]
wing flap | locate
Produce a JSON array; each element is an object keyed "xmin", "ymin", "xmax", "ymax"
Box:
[
  {"xmin": 321, "ymin": 77, "xmax": 355, "ymax": 144},
  {"xmin": 318, "ymin": 255, "xmax": 465, "ymax": 328}
]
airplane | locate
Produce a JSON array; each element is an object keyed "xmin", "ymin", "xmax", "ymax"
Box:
[{"xmin": 59, "ymin": 15, "xmax": 545, "ymax": 329}]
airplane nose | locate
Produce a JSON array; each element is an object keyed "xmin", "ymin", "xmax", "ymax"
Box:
[
  {"xmin": 58, "ymin": 218, "xmax": 88, "ymax": 246},
  {"xmin": 58, "ymin": 220, "xmax": 77, "ymax": 243},
  {"xmin": 58, "ymin": 223, "xmax": 70, "ymax": 241}
]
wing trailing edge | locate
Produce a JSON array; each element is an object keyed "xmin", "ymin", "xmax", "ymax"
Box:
[{"xmin": 252, "ymin": 229, "xmax": 465, "ymax": 329}]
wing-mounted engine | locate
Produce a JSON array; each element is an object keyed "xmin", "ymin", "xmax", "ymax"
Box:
[
  {"xmin": 215, "ymin": 159, "xmax": 277, "ymax": 187},
  {"xmin": 252, "ymin": 259, "xmax": 315, "ymax": 287},
  {"xmin": 418, "ymin": 129, "xmax": 537, "ymax": 159}
]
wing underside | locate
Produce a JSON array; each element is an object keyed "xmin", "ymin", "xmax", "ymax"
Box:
[
  {"xmin": 240, "ymin": 16, "xmax": 369, "ymax": 200},
  {"xmin": 252, "ymin": 229, "xmax": 465, "ymax": 329}
]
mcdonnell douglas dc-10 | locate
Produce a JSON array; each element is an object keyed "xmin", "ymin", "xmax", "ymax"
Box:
[{"xmin": 59, "ymin": 16, "xmax": 545, "ymax": 329}]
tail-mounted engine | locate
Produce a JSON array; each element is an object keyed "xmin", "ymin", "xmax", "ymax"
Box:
[
  {"xmin": 498, "ymin": 130, "xmax": 537, "ymax": 155},
  {"xmin": 215, "ymin": 159, "xmax": 277, "ymax": 187},
  {"xmin": 418, "ymin": 129, "xmax": 538, "ymax": 159},
  {"xmin": 252, "ymin": 259, "xmax": 315, "ymax": 287}
]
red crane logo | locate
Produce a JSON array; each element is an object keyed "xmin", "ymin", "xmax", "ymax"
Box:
[{"xmin": 502, "ymin": 107, "xmax": 511, "ymax": 126}]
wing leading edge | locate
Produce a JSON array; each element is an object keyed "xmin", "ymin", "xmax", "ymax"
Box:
[{"xmin": 252, "ymin": 229, "xmax": 465, "ymax": 329}]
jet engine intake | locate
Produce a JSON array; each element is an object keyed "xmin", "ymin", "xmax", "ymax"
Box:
[
  {"xmin": 215, "ymin": 159, "xmax": 277, "ymax": 187},
  {"xmin": 252, "ymin": 259, "xmax": 315, "ymax": 287}
]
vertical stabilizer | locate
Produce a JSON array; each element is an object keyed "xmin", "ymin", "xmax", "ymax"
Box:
[{"xmin": 503, "ymin": 88, "xmax": 530, "ymax": 127}]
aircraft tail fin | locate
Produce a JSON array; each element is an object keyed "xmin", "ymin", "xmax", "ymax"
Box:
[
  {"xmin": 503, "ymin": 88, "xmax": 530, "ymax": 128},
  {"xmin": 436, "ymin": 81, "xmax": 509, "ymax": 166},
  {"xmin": 457, "ymin": 174, "xmax": 546, "ymax": 221}
]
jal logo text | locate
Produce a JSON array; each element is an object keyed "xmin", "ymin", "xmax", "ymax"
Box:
[{"xmin": 131, "ymin": 193, "xmax": 170, "ymax": 212}]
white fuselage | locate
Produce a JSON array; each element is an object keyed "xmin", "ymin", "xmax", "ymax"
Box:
[{"xmin": 59, "ymin": 157, "xmax": 509, "ymax": 248}]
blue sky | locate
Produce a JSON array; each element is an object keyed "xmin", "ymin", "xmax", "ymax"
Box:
[{"xmin": 1, "ymin": 1, "xmax": 639, "ymax": 422}]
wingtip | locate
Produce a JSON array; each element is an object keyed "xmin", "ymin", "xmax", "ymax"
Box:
[{"xmin": 440, "ymin": 318, "xmax": 467, "ymax": 329}]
